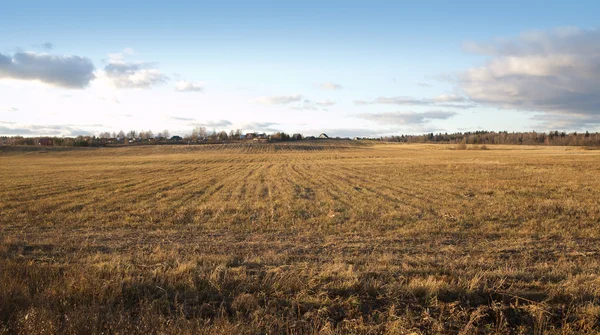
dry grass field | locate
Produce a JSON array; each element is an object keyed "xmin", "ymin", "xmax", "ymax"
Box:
[{"xmin": 1, "ymin": 141, "xmax": 600, "ymax": 334}]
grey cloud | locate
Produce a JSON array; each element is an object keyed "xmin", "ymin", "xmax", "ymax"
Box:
[
  {"xmin": 357, "ymin": 111, "xmax": 457, "ymax": 125},
  {"xmin": 253, "ymin": 94, "xmax": 335, "ymax": 111},
  {"xmin": 355, "ymin": 96, "xmax": 431, "ymax": 106},
  {"xmin": 170, "ymin": 116, "xmax": 196, "ymax": 122},
  {"xmin": 42, "ymin": 42, "xmax": 54, "ymax": 50},
  {"xmin": 171, "ymin": 118, "xmax": 233, "ymax": 129},
  {"xmin": 0, "ymin": 126, "xmax": 37, "ymax": 135},
  {"xmin": 462, "ymin": 27, "xmax": 598, "ymax": 56},
  {"xmin": 0, "ymin": 123, "xmax": 106, "ymax": 136},
  {"xmin": 68, "ymin": 129, "xmax": 95, "ymax": 136},
  {"xmin": 0, "ymin": 124, "xmax": 65, "ymax": 136},
  {"xmin": 460, "ymin": 28, "xmax": 600, "ymax": 116},
  {"xmin": 0, "ymin": 52, "xmax": 95, "ymax": 88},
  {"xmin": 240, "ymin": 122, "xmax": 280, "ymax": 133},
  {"xmin": 355, "ymin": 95, "xmax": 473, "ymax": 109},
  {"xmin": 531, "ymin": 113, "xmax": 600, "ymax": 132},
  {"xmin": 194, "ymin": 120, "xmax": 233, "ymax": 128},
  {"xmin": 104, "ymin": 62, "xmax": 168, "ymax": 88}
]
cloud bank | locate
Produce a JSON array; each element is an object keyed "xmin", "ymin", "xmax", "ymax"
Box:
[
  {"xmin": 460, "ymin": 27, "xmax": 600, "ymax": 116},
  {"xmin": 355, "ymin": 94, "xmax": 473, "ymax": 109},
  {"xmin": 0, "ymin": 52, "xmax": 95, "ymax": 88},
  {"xmin": 357, "ymin": 111, "xmax": 457, "ymax": 125}
]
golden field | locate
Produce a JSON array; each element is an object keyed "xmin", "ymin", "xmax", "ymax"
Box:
[{"xmin": 1, "ymin": 141, "xmax": 600, "ymax": 334}]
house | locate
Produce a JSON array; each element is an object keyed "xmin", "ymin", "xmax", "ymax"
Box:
[
  {"xmin": 256, "ymin": 133, "xmax": 267, "ymax": 139},
  {"xmin": 319, "ymin": 133, "xmax": 329, "ymax": 139},
  {"xmin": 38, "ymin": 138, "xmax": 53, "ymax": 146},
  {"xmin": 244, "ymin": 133, "xmax": 254, "ymax": 140},
  {"xmin": 170, "ymin": 135, "xmax": 183, "ymax": 142},
  {"xmin": 292, "ymin": 133, "xmax": 303, "ymax": 140}
]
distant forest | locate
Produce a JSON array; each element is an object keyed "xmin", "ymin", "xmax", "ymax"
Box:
[
  {"xmin": 379, "ymin": 130, "xmax": 600, "ymax": 146},
  {"xmin": 2, "ymin": 130, "xmax": 600, "ymax": 147}
]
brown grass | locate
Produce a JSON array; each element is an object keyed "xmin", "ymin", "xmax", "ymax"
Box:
[{"xmin": 1, "ymin": 142, "xmax": 600, "ymax": 334}]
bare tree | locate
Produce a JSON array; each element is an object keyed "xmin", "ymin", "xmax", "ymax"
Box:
[
  {"xmin": 197, "ymin": 126, "xmax": 207, "ymax": 139},
  {"xmin": 190, "ymin": 126, "xmax": 207, "ymax": 141}
]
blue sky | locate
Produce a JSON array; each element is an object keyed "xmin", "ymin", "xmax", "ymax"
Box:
[{"xmin": 1, "ymin": 0, "xmax": 599, "ymax": 137}]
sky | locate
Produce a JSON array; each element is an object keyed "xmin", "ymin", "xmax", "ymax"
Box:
[{"xmin": 1, "ymin": 0, "xmax": 599, "ymax": 137}]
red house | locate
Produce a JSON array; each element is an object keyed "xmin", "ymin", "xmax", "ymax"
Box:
[{"xmin": 38, "ymin": 138, "xmax": 53, "ymax": 146}]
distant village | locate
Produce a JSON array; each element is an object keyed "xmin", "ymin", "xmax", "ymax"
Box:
[
  {"xmin": 2, "ymin": 128, "xmax": 600, "ymax": 147},
  {"xmin": 0, "ymin": 128, "xmax": 344, "ymax": 147}
]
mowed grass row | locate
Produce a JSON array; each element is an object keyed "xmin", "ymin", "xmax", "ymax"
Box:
[{"xmin": 1, "ymin": 143, "xmax": 600, "ymax": 334}]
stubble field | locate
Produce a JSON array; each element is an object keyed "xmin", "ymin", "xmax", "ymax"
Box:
[{"xmin": 1, "ymin": 141, "xmax": 600, "ymax": 334}]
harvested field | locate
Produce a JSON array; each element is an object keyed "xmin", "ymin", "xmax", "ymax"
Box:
[{"xmin": 1, "ymin": 142, "xmax": 600, "ymax": 334}]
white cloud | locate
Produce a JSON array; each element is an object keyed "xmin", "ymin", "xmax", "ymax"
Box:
[
  {"xmin": 122, "ymin": 48, "xmax": 135, "ymax": 55},
  {"xmin": 104, "ymin": 62, "xmax": 168, "ymax": 89},
  {"xmin": 316, "ymin": 100, "xmax": 335, "ymax": 107},
  {"xmin": 317, "ymin": 82, "xmax": 343, "ymax": 90},
  {"xmin": 103, "ymin": 49, "xmax": 168, "ymax": 89},
  {"xmin": 291, "ymin": 99, "xmax": 336, "ymax": 111},
  {"xmin": 254, "ymin": 95, "xmax": 304, "ymax": 105},
  {"xmin": 433, "ymin": 94, "xmax": 467, "ymax": 103},
  {"xmin": 107, "ymin": 47, "xmax": 135, "ymax": 63},
  {"xmin": 460, "ymin": 27, "xmax": 600, "ymax": 116},
  {"xmin": 175, "ymin": 81, "xmax": 204, "ymax": 92}
]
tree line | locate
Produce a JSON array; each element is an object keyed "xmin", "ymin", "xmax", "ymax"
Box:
[
  {"xmin": 3, "ymin": 129, "xmax": 600, "ymax": 147},
  {"xmin": 0, "ymin": 126, "xmax": 303, "ymax": 146},
  {"xmin": 377, "ymin": 130, "xmax": 600, "ymax": 146}
]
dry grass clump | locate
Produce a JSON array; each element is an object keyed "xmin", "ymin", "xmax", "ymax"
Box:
[
  {"xmin": 1, "ymin": 143, "xmax": 600, "ymax": 333},
  {"xmin": 454, "ymin": 142, "xmax": 468, "ymax": 150}
]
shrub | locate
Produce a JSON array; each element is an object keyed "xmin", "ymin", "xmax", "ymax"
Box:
[{"xmin": 455, "ymin": 142, "xmax": 467, "ymax": 150}]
